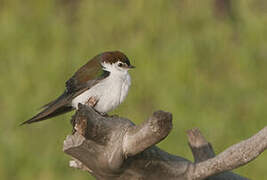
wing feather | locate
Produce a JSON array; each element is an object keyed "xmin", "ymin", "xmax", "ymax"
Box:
[{"xmin": 65, "ymin": 55, "xmax": 109, "ymax": 98}]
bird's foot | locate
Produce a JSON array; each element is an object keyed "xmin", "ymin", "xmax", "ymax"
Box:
[{"xmin": 86, "ymin": 96, "xmax": 98, "ymax": 107}]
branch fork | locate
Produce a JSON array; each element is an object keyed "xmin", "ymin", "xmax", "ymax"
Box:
[{"xmin": 63, "ymin": 104, "xmax": 266, "ymax": 180}]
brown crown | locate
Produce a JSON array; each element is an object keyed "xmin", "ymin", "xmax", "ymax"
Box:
[{"xmin": 100, "ymin": 51, "xmax": 131, "ymax": 66}]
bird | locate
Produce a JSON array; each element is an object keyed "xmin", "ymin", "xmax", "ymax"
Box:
[{"xmin": 21, "ymin": 51, "xmax": 135, "ymax": 125}]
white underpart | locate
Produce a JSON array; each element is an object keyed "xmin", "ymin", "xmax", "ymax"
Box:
[{"xmin": 71, "ymin": 62, "xmax": 131, "ymax": 113}]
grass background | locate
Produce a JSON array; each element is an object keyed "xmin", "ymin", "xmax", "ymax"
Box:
[{"xmin": 0, "ymin": 0, "xmax": 267, "ymax": 179}]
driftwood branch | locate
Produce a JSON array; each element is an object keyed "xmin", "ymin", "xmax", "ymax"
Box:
[
  {"xmin": 63, "ymin": 104, "xmax": 266, "ymax": 180},
  {"xmin": 122, "ymin": 111, "xmax": 172, "ymax": 157},
  {"xmin": 187, "ymin": 128, "xmax": 250, "ymax": 180}
]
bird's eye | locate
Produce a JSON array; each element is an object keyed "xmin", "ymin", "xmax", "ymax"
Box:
[{"xmin": 118, "ymin": 62, "xmax": 123, "ymax": 67}]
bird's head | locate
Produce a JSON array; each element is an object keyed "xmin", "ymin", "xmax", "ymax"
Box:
[{"xmin": 100, "ymin": 51, "xmax": 135, "ymax": 73}]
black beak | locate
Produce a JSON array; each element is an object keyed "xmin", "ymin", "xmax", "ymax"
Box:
[{"xmin": 128, "ymin": 65, "xmax": 136, "ymax": 69}]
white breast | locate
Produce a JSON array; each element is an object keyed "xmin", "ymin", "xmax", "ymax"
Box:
[{"xmin": 71, "ymin": 71, "xmax": 131, "ymax": 113}]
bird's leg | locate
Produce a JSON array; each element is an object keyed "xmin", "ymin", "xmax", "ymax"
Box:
[
  {"xmin": 86, "ymin": 97, "xmax": 107, "ymax": 116},
  {"xmin": 86, "ymin": 96, "xmax": 98, "ymax": 107},
  {"xmin": 86, "ymin": 97, "xmax": 110, "ymax": 117}
]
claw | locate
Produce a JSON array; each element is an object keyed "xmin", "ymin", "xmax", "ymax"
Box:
[{"xmin": 86, "ymin": 97, "xmax": 98, "ymax": 107}]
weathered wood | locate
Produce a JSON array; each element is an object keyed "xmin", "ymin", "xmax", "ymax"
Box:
[
  {"xmin": 187, "ymin": 128, "xmax": 249, "ymax": 180},
  {"xmin": 63, "ymin": 104, "xmax": 266, "ymax": 180},
  {"xmin": 122, "ymin": 111, "xmax": 172, "ymax": 157}
]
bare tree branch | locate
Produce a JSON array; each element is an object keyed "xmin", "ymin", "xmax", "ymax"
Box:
[
  {"xmin": 122, "ymin": 111, "xmax": 172, "ymax": 157},
  {"xmin": 63, "ymin": 105, "xmax": 266, "ymax": 180},
  {"xmin": 187, "ymin": 127, "xmax": 267, "ymax": 180},
  {"xmin": 187, "ymin": 128, "xmax": 216, "ymax": 163},
  {"xmin": 187, "ymin": 128, "xmax": 249, "ymax": 180}
]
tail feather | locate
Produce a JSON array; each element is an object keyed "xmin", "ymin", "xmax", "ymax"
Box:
[
  {"xmin": 21, "ymin": 92, "xmax": 73, "ymax": 125},
  {"xmin": 20, "ymin": 106, "xmax": 73, "ymax": 125},
  {"xmin": 40, "ymin": 91, "xmax": 68, "ymax": 109}
]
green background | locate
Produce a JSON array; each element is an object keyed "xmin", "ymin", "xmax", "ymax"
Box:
[{"xmin": 0, "ymin": 0, "xmax": 266, "ymax": 179}]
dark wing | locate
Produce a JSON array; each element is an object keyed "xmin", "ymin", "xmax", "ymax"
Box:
[
  {"xmin": 65, "ymin": 55, "xmax": 109, "ymax": 98},
  {"xmin": 21, "ymin": 56, "xmax": 109, "ymax": 125}
]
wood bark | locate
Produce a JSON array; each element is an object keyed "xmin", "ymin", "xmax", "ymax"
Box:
[{"xmin": 63, "ymin": 104, "xmax": 267, "ymax": 180}]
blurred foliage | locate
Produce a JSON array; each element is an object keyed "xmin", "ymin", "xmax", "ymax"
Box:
[{"xmin": 0, "ymin": 0, "xmax": 267, "ymax": 179}]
